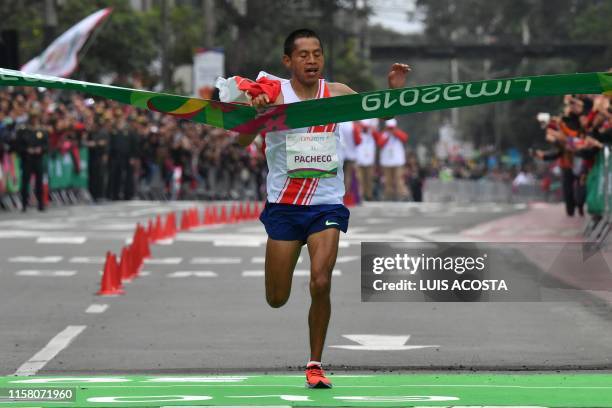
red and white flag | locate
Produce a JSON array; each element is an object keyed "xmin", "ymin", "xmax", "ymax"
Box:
[{"xmin": 21, "ymin": 8, "xmax": 112, "ymax": 77}]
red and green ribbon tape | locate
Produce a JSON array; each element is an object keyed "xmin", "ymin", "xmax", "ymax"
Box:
[{"xmin": 0, "ymin": 68, "xmax": 610, "ymax": 134}]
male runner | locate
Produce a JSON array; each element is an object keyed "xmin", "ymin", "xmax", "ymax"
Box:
[{"xmin": 238, "ymin": 28, "xmax": 410, "ymax": 388}]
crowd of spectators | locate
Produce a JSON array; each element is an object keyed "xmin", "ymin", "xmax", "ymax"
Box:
[
  {"xmin": 0, "ymin": 87, "xmax": 267, "ymax": 205},
  {"xmin": 532, "ymin": 91, "xmax": 612, "ymax": 216},
  {"xmin": 1, "ymin": 84, "xmax": 610, "ymax": 211}
]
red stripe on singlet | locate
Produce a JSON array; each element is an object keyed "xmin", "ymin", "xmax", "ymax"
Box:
[
  {"xmin": 304, "ymin": 178, "xmax": 319, "ymax": 205},
  {"xmin": 278, "ymin": 178, "xmax": 306, "ymax": 204},
  {"xmin": 294, "ymin": 178, "xmax": 315, "ymax": 205},
  {"xmin": 278, "ymin": 79, "xmax": 331, "ymax": 205}
]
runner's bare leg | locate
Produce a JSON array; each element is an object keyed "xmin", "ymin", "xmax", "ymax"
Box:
[
  {"xmin": 306, "ymin": 228, "xmax": 340, "ymax": 361},
  {"xmin": 264, "ymin": 238, "xmax": 302, "ymax": 307}
]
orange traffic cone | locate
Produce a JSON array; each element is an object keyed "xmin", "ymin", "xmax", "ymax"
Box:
[
  {"xmin": 153, "ymin": 215, "xmax": 162, "ymax": 242},
  {"xmin": 98, "ymin": 251, "xmax": 124, "ymax": 295},
  {"xmin": 219, "ymin": 206, "xmax": 228, "ymax": 224},
  {"xmin": 169, "ymin": 213, "xmax": 177, "ymax": 236},
  {"xmin": 146, "ymin": 219, "xmax": 154, "ymax": 242},
  {"xmin": 119, "ymin": 246, "xmax": 133, "ymax": 282},
  {"xmin": 132, "ymin": 225, "xmax": 142, "ymax": 264},
  {"xmin": 229, "ymin": 202, "xmax": 239, "ymax": 223},
  {"xmin": 180, "ymin": 211, "xmax": 189, "ymax": 231},
  {"xmin": 164, "ymin": 213, "xmax": 175, "ymax": 238},
  {"xmin": 238, "ymin": 202, "xmax": 246, "ymax": 222},
  {"xmin": 136, "ymin": 224, "xmax": 151, "ymax": 259},
  {"xmin": 210, "ymin": 206, "xmax": 219, "ymax": 224},
  {"xmin": 129, "ymin": 244, "xmax": 141, "ymax": 280},
  {"xmin": 343, "ymin": 192, "xmax": 355, "ymax": 207},
  {"xmin": 193, "ymin": 207, "xmax": 200, "ymax": 226},
  {"xmin": 245, "ymin": 201, "xmax": 254, "ymax": 220},
  {"xmin": 203, "ymin": 207, "xmax": 210, "ymax": 225},
  {"xmin": 254, "ymin": 201, "xmax": 262, "ymax": 217}
]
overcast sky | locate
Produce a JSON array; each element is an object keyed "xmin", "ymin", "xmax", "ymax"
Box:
[{"xmin": 368, "ymin": 0, "xmax": 425, "ymax": 35}]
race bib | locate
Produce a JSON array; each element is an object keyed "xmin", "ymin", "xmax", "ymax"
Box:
[{"xmin": 286, "ymin": 132, "xmax": 338, "ymax": 178}]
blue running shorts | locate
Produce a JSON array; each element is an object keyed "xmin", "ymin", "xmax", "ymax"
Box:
[{"xmin": 259, "ymin": 202, "xmax": 350, "ymax": 243}]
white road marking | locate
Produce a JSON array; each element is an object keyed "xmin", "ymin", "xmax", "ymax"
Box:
[
  {"xmin": 335, "ymin": 256, "xmax": 359, "ymax": 263},
  {"xmin": 330, "ymin": 334, "xmax": 438, "ymax": 351},
  {"xmin": 335, "ymin": 396, "xmax": 457, "ymax": 402},
  {"xmin": 156, "ymin": 238, "xmax": 175, "ymax": 245},
  {"xmin": 214, "ymin": 240, "xmax": 261, "ymax": 247},
  {"xmin": 10, "ymin": 377, "xmax": 129, "ymax": 384},
  {"xmin": 147, "ymin": 377, "xmax": 249, "ymax": 383},
  {"xmin": 230, "ymin": 395, "xmax": 312, "ymax": 402},
  {"xmin": 85, "ymin": 304, "xmax": 109, "ymax": 314},
  {"xmin": 177, "ymin": 234, "xmax": 266, "ymax": 245},
  {"xmin": 13, "ymin": 325, "xmax": 86, "ymax": 376},
  {"xmin": 191, "ymin": 257, "xmax": 242, "ymax": 264},
  {"xmin": 251, "ymin": 257, "xmax": 302, "ymax": 264},
  {"xmin": 238, "ymin": 225, "xmax": 268, "ymax": 233},
  {"xmin": 9, "ymin": 256, "xmax": 63, "ymax": 263},
  {"xmin": 144, "ymin": 257, "xmax": 183, "ymax": 265},
  {"xmin": 93, "ymin": 223, "xmax": 139, "ymax": 231},
  {"xmin": 364, "ymin": 218, "xmax": 394, "ymax": 224},
  {"xmin": 16, "ymin": 270, "xmax": 76, "ymax": 277},
  {"xmin": 387, "ymin": 227, "xmax": 441, "ymax": 236},
  {"xmin": 339, "ymin": 241, "xmax": 350, "ymax": 248},
  {"xmin": 36, "ymin": 236, "xmax": 86, "ymax": 244},
  {"xmin": 88, "ymin": 396, "xmax": 212, "ymax": 403},
  {"xmin": 163, "ymin": 406, "xmax": 291, "ymax": 408},
  {"xmin": 242, "ymin": 270, "xmax": 341, "ymax": 277},
  {"xmin": 167, "ymin": 271, "xmax": 218, "ymax": 278},
  {"xmin": 69, "ymin": 256, "xmax": 106, "ymax": 264}
]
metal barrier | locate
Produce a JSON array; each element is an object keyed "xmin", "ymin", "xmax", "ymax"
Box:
[
  {"xmin": 585, "ymin": 145, "xmax": 612, "ymax": 245},
  {"xmin": 423, "ymin": 178, "xmax": 549, "ymax": 204}
]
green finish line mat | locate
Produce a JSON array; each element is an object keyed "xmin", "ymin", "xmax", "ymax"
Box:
[{"xmin": 0, "ymin": 373, "xmax": 611, "ymax": 407}]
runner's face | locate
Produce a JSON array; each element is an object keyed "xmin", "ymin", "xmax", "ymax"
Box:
[{"xmin": 284, "ymin": 37, "xmax": 324, "ymax": 87}]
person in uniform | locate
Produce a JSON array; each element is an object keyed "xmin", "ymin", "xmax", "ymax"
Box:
[
  {"xmin": 16, "ymin": 112, "xmax": 48, "ymax": 212},
  {"xmin": 379, "ymin": 119, "xmax": 409, "ymax": 200}
]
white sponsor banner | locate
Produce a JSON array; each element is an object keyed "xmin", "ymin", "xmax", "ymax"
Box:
[{"xmin": 21, "ymin": 8, "xmax": 112, "ymax": 77}]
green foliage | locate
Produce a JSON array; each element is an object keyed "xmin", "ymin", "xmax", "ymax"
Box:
[
  {"xmin": 413, "ymin": 0, "xmax": 612, "ymax": 152},
  {"xmin": 55, "ymin": 0, "xmax": 157, "ymax": 79},
  {"xmin": 571, "ymin": 0, "xmax": 612, "ymax": 69},
  {"xmin": 333, "ymin": 39, "xmax": 375, "ymax": 92},
  {"xmin": 9, "ymin": 0, "xmax": 375, "ymax": 91}
]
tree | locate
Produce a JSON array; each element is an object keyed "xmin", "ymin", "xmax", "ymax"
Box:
[
  {"xmin": 414, "ymin": 0, "xmax": 608, "ymax": 153},
  {"xmin": 11, "ymin": 0, "xmax": 157, "ymax": 81},
  {"xmin": 215, "ymin": 0, "xmax": 375, "ymax": 90}
]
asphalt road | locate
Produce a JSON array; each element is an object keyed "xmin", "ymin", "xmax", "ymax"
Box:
[{"xmin": 1, "ymin": 200, "xmax": 612, "ymax": 377}]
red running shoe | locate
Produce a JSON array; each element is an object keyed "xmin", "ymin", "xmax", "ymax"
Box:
[{"xmin": 305, "ymin": 364, "xmax": 332, "ymax": 388}]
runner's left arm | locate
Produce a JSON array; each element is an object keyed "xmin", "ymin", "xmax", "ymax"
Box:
[{"xmin": 330, "ymin": 63, "xmax": 412, "ymax": 119}]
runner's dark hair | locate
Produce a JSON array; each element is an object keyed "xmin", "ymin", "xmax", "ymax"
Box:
[{"xmin": 284, "ymin": 29, "xmax": 323, "ymax": 57}]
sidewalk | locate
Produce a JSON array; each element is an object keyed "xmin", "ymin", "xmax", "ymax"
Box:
[
  {"xmin": 461, "ymin": 202, "xmax": 612, "ymax": 304},
  {"xmin": 461, "ymin": 202, "xmax": 585, "ymax": 242}
]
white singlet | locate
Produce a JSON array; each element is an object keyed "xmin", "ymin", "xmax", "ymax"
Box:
[
  {"xmin": 264, "ymin": 79, "xmax": 345, "ymax": 205},
  {"xmin": 355, "ymin": 118, "xmax": 378, "ymax": 167},
  {"xmin": 380, "ymin": 129, "xmax": 407, "ymax": 167},
  {"xmin": 338, "ymin": 121, "xmax": 358, "ymax": 162}
]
